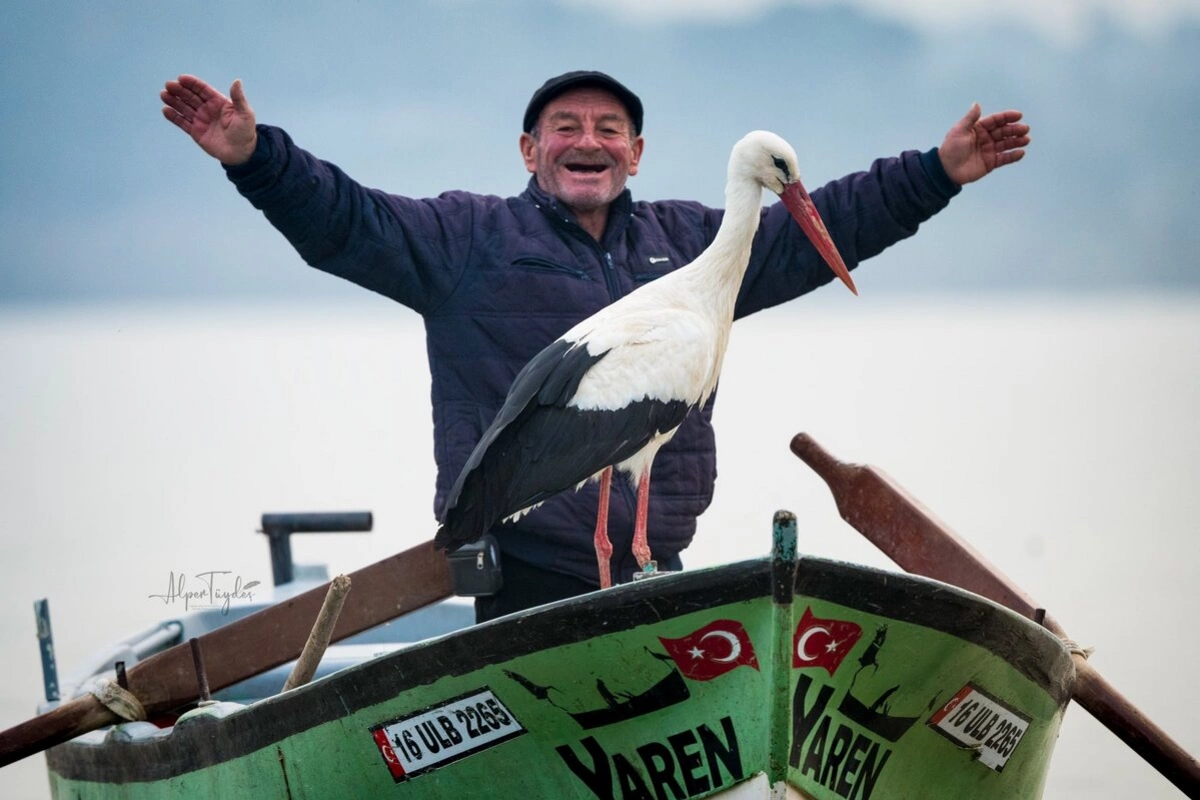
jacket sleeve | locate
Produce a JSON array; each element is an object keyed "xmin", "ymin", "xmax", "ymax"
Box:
[
  {"xmin": 733, "ymin": 148, "xmax": 960, "ymax": 318},
  {"xmin": 223, "ymin": 125, "xmax": 473, "ymax": 314}
]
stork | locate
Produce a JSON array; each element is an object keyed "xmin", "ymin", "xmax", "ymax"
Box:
[{"xmin": 434, "ymin": 130, "xmax": 857, "ymax": 587}]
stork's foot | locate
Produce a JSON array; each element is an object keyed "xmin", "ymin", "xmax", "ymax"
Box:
[{"xmin": 632, "ymin": 561, "xmax": 675, "ymax": 581}]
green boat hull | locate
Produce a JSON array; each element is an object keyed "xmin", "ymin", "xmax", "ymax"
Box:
[{"xmin": 46, "ymin": 522, "xmax": 1073, "ymax": 799}]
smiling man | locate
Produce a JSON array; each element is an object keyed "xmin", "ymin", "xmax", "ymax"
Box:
[
  {"xmin": 161, "ymin": 70, "xmax": 1029, "ymax": 622},
  {"xmin": 518, "ymin": 76, "xmax": 646, "ymax": 239}
]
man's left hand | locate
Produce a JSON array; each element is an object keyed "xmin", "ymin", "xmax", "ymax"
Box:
[{"xmin": 939, "ymin": 103, "xmax": 1031, "ymax": 185}]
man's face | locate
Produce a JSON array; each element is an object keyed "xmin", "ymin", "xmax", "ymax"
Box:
[{"xmin": 520, "ymin": 87, "xmax": 644, "ymax": 216}]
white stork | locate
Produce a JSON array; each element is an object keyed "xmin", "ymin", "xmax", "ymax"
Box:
[{"xmin": 434, "ymin": 130, "xmax": 857, "ymax": 587}]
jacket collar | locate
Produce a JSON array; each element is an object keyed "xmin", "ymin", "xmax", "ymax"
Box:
[{"xmin": 521, "ymin": 177, "xmax": 633, "ymax": 246}]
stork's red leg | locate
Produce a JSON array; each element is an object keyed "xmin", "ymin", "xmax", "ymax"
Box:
[
  {"xmin": 632, "ymin": 467, "xmax": 653, "ymax": 571},
  {"xmin": 594, "ymin": 466, "xmax": 614, "ymax": 589}
]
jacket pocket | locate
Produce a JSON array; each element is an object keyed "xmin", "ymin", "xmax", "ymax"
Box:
[{"xmin": 511, "ymin": 256, "xmax": 592, "ymax": 281}]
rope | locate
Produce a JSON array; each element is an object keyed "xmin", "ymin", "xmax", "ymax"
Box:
[
  {"xmin": 1060, "ymin": 638, "xmax": 1095, "ymax": 660},
  {"xmin": 90, "ymin": 678, "xmax": 147, "ymax": 722}
]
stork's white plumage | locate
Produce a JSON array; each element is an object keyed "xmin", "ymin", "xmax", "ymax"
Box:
[{"xmin": 434, "ymin": 130, "xmax": 856, "ymax": 587}]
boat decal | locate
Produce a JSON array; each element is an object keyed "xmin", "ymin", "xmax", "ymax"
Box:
[
  {"xmin": 506, "ymin": 656, "xmax": 690, "ymax": 729},
  {"xmin": 658, "ymin": 619, "xmax": 760, "ymax": 681},
  {"xmin": 835, "ymin": 625, "xmax": 920, "ymax": 742},
  {"xmin": 369, "ymin": 687, "xmax": 526, "ymax": 782},
  {"xmin": 927, "ymin": 683, "xmax": 1031, "ymax": 771},
  {"xmin": 557, "ymin": 714, "xmax": 744, "ymax": 799},
  {"xmin": 789, "ymin": 674, "xmax": 896, "ymax": 799},
  {"xmin": 793, "ymin": 606, "xmax": 863, "ymax": 676}
]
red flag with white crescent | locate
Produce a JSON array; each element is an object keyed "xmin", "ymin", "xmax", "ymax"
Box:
[
  {"xmin": 372, "ymin": 728, "xmax": 407, "ymax": 780},
  {"xmin": 792, "ymin": 607, "xmax": 863, "ymax": 676},
  {"xmin": 659, "ymin": 619, "xmax": 759, "ymax": 681}
]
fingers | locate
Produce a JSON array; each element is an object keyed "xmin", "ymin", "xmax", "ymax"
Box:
[
  {"xmin": 978, "ymin": 109, "xmax": 1024, "ymax": 131},
  {"xmin": 161, "ymin": 106, "xmax": 192, "ymax": 133},
  {"xmin": 999, "ymin": 134, "xmax": 1031, "ymax": 152},
  {"xmin": 162, "ymin": 74, "xmax": 228, "ymax": 116},
  {"xmin": 160, "ymin": 84, "xmax": 198, "ymax": 120},
  {"xmin": 995, "ymin": 149, "xmax": 1026, "ymax": 168},
  {"xmin": 177, "ymin": 74, "xmax": 216, "ymax": 103},
  {"xmin": 990, "ymin": 122, "xmax": 1030, "ymax": 140},
  {"xmin": 230, "ymin": 78, "xmax": 251, "ymax": 113},
  {"xmin": 957, "ymin": 102, "xmax": 982, "ymax": 133}
]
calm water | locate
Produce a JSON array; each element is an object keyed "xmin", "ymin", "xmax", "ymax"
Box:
[{"xmin": 1, "ymin": 295, "xmax": 1196, "ymax": 798}]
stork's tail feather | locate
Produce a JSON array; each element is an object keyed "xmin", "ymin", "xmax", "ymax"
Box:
[
  {"xmin": 434, "ymin": 510, "xmax": 482, "ymax": 553},
  {"xmin": 435, "ymin": 471, "xmax": 502, "ymax": 553},
  {"xmin": 432, "ymin": 525, "xmax": 457, "ymax": 553}
]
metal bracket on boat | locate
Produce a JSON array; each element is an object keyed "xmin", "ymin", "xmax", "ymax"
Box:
[
  {"xmin": 632, "ymin": 561, "xmax": 676, "ymax": 581},
  {"xmin": 33, "ymin": 599, "xmax": 59, "ymax": 703},
  {"xmin": 259, "ymin": 512, "xmax": 373, "ymax": 586}
]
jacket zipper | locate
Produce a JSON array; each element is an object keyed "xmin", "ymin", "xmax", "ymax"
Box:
[
  {"xmin": 533, "ymin": 201, "xmax": 624, "ymax": 303},
  {"xmin": 601, "ymin": 251, "xmax": 621, "ymax": 303}
]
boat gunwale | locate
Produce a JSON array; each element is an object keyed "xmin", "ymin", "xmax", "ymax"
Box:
[{"xmin": 46, "ymin": 554, "xmax": 1073, "ymax": 784}]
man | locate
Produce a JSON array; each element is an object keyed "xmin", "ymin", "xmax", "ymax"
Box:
[{"xmin": 161, "ymin": 71, "xmax": 1029, "ymax": 622}]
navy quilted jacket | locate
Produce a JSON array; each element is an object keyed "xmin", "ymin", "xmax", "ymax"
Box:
[{"xmin": 225, "ymin": 124, "xmax": 960, "ymax": 584}]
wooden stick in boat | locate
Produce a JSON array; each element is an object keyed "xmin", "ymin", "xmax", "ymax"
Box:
[
  {"xmin": 282, "ymin": 574, "xmax": 352, "ymax": 692},
  {"xmin": 790, "ymin": 432, "xmax": 1200, "ymax": 798},
  {"xmin": 0, "ymin": 540, "xmax": 451, "ymax": 768}
]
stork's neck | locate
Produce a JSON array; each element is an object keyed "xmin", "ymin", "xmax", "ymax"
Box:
[
  {"xmin": 682, "ymin": 174, "xmax": 765, "ymax": 316},
  {"xmin": 713, "ymin": 175, "xmax": 766, "ymax": 268}
]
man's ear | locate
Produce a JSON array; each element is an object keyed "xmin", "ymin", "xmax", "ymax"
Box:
[
  {"xmin": 519, "ymin": 132, "xmax": 538, "ymax": 174},
  {"xmin": 627, "ymin": 136, "xmax": 645, "ymax": 177}
]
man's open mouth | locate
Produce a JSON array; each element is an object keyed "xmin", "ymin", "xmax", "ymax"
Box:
[{"xmin": 564, "ymin": 163, "xmax": 608, "ymax": 173}]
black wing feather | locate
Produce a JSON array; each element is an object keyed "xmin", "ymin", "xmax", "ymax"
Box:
[{"xmin": 434, "ymin": 338, "xmax": 691, "ymax": 551}]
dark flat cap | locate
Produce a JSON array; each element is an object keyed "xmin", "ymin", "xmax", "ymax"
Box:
[{"xmin": 523, "ymin": 70, "xmax": 644, "ymax": 135}]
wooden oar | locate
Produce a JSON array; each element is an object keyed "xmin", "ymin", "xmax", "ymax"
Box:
[
  {"xmin": 790, "ymin": 432, "xmax": 1200, "ymax": 797},
  {"xmin": 0, "ymin": 540, "xmax": 452, "ymax": 767}
]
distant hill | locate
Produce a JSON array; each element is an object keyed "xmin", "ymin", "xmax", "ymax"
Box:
[{"xmin": 1, "ymin": 0, "xmax": 1197, "ymax": 304}]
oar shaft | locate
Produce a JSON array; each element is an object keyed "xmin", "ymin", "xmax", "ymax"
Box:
[
  {"xmin": 0, "ymin": 539, "xmax": 452, "ymax": 767},
  {"xmin": 1072, "ymin": 661, "xmax": 1200, "ymax": 794},
  {"xmin": 791, "ymin": 432, "xmax": 1200, "ymax": 797},
  {"xmin": 0, "ymin": 696, "xmax": 116, "ymax": 768}
]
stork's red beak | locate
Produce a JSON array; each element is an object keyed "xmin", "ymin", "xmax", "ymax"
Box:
[{"xmin": 781, "ymin": 182, "xmax": 857, "ymax": 295}]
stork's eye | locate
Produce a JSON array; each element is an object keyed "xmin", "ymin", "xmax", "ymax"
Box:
[{"xmin": 771, "ymin": 156, "xmax": 790, "ymax": 180}]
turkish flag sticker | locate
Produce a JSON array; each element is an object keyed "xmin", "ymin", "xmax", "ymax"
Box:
[
  {"xmin": 372, "ymin": 728, "xmax": 407, "ymax": 780},
  {"xmin": 792, "ymin": 607, "xmax": 863, "ymax": 676},
  {"xmin": 659, "ymin": 619, "xmax": 760, "ymax": 681}
]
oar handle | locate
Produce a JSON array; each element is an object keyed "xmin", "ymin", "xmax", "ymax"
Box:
[
  {"xmin": 791, "ymin": 432, "xmax": 1200, "ymax": 797},
  {"xmin": 0, "ymin": 695, "xmax": 117, "ymax": 768}
]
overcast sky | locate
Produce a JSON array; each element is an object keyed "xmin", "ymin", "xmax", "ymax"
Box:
[
  {"xmin": 1, "ymin": 0, "xmax": 1198, "ymax": 305},
  {"xmin": 565, "ymin": 0, "xmax": 1200, "ymax": 42}
]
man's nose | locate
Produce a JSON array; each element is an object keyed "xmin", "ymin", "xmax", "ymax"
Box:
[{"xmin": 576, "ymin": 127, "xmax": 602, "ymax": 149}]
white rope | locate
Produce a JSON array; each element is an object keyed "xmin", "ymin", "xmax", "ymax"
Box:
[
  {"xmin": 1060, "ymin": 638, "xmax": 1095, "ymax": 659},
  {"xmin": 90, "ymin": 678, "xmax": 147, "ymax": 722}
]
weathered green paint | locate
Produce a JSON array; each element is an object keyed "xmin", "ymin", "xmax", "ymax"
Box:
[
  {"xmin": 771, "ymin": 510, "xmax": 798, "ymax": 565},
  {"xmin": 47, "ymin": 553, "xmax": 1072, "ymax": 799}
]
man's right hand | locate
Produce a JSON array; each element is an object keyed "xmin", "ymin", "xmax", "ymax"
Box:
[{"xmin": 161, "ymin": 75, "xmax": 257, "ymax": 166}]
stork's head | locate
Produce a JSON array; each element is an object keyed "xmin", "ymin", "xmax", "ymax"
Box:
[{"xmin": 733, "ymin": 130, "xmax": 857, "ymax": 295}]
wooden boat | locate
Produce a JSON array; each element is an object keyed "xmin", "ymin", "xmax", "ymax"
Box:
[
  {"xmin": 41, "ymin": 510, "xmax": 1074, "ymax": 798},
  {"xmin": 13, "ymin": 434, "xmax": 1196, "ymax": 797}
]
